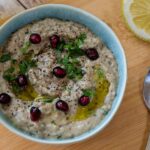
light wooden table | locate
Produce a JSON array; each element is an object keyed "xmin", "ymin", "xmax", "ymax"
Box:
[{"xmin": 0, "ymin": 0, "xmax": 150, "ymax": 150}]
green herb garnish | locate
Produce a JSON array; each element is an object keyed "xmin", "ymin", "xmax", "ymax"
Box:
[
  {"xmin": 3, "ymin": 67, "xmax": 16, "ymax": 82},
  {"xmin": 3, "ymin": 58, "xmax": 37, "ymax": 95},
  {"xmin": 2, "ymin": 66, "xmax": 21, "ymax": 94},
  {"xmin": 43, "ymin": 98, "xmax": 54, "ymax": 103},
  {"xmin": 59, "ymin": 55, "xmax": 83, "ymax": 80},
  {"xmin": 4, "ymin": 67, "xmax": 15, "ymax": 74},
  {"xmin": 56, "ymin": 33, "xmax": 86, "ymax": 57},
  {"xmin": 0, "ymin": 53, "xmax": 11, "ymax": 62},
  {"xmin": 83, "ymin": 89, "xmax": 95, "ymax": 98},
  {"xmin": 11, "ymin": 59, "xmax": 17, "ymax": 64},
  {"xmin": 97, "ymin": 68, "xmax": 105, "ymax": 78},
  {"xmin": 64, "ymin": 33, "xmax": 86, "ymax": 57},
  {"xmin": 55, "ymin": 33, "xmax": 86, "ymax": 80},
  {"xmin": 19, "ymin": 59, "xmax": 37, "ymax": 74},
  {"xmin": 20, "ymin": 41, "xmax": 31, "ymax": 54},
  {"xmin": 56, "ymin": 40, "xmax": 65, "ymax": 52},
  {"xmin": 3, "ymin": 74, "xmax": 16, "ymax": 82},
  {"xmin": 34, "ymin": 96, "xmax": 55, "ymax": 103},
  {"xmin": 12, "ymin": 83, "xmax": 21, "ymax": 93}
]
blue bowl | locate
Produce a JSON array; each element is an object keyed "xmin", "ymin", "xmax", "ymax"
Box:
[{"xmin": 0, "ymin": 4, "xmax": 127, "ymax": 144}]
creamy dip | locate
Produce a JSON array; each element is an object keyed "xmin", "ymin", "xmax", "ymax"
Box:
[{"xmin": 0, "ymin": 18, "xmax": 118, "ymax": 139}]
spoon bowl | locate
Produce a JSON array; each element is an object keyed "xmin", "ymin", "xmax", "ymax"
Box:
[{"xmin": 143, "ymin": 70, "xmax": 150, "ymax": 110}]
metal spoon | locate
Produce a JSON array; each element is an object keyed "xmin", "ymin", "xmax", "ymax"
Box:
[{"xmin": 143, "ymin": 70, "xmax": 150, "ymax": 150}]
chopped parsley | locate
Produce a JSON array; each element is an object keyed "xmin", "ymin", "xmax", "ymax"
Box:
[
  {"xmin": 56, "ymin": 33, "xmax": 86, "ymax": 57},
  {"xmin": 3, "ymin": 67, "xmax": 16, "ymax": 82},
  {"xmin": 12, "ymin": 83, "xmax": 21, "ymax": 93},
  {"xmin": 82, "ymin": 89, "xmax": 95, "ymax": 98},
  {"xmin": 3, "ymin": 67, "xmax": 21, "ymax": 93},
  {"xmin": 64, "ymin": 33, "xmax": 86, "ymax": 57},
  {"xmin": 11, "ymin": 59, "xmax": 17, "ymax": 64},
  {"xmin": 95, "ymin": 68, "xmax": 106, "ymax": 82},
  {"xmin": 19, "ymin": 59, "xmax": 37, "ymax": 74},
  {"xmin": 3, "ymin": 59, "xmax": 36, "ymax": 82},
  {"xmin": 3, "ymin": 58, "xmax": 37, "ymax": 95},
  {"xmin": 20, "ymin": 41, "xmax": 31, "ymax": 54},
  {"xmin": 55, "ymin": 33, "xmax": 87, "ymax": 80},
  {"xmin": 97, "ymin": 68, "xmax": 105, "ymax": 78},
  {"xmin": 43, "ymin": 98, "xmax": 54, "ymax": 103},
  {"xmin": 59, "ymin": 55, "xmax": 83, "ymax": 80},
  {"xmin": 56, "ymin": 40, "xmax": 65, "ymax": 52},
  {"xmin": 34, "ymin": 95, "xmax": 55, "ymax": 103},
  {"xmin": 4, "ymin": 67, "xmax": 15, "ymax": 74},
  {"xmin": 0, "ymin": 53, "xmax": 11, "ymax": 62}
]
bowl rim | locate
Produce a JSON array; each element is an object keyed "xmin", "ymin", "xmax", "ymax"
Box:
[{"xmin": 0, "ymin": 4, "xmax": 127, "ymax": 144}]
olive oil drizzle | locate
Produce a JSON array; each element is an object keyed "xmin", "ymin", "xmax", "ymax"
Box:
[
  {"xmin": 15, "ymin": 82, "xmax": 38, "ymax": 101},
  {"xmin": 73, "ymin": 68, "xmax": 110, "ymax": 121}
]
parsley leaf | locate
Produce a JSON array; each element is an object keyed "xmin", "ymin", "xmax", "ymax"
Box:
[
  {"xmin": 19, "ymin": 59, "xmax": 37, "ymax": 74},
  {"xmin": 56, "ymin": 33, "xmax": 86, "ymax": 57},
  {"xmin": 11, "ymin": 59, "xmax": 17, "ymax": 64},
  {"xmin": 4, "ymin": 67, "xmax": 15, "ymax": 74},
  {"xmin": 0, "ymin": 53, "xmax": 11, "ymax": 62},
  {"xmin": 20, "ymin": 41, "xmax": 31, "ymax": 54},
  {"xmin": 83, "ymin": 89, "xmax": 95, "ymax": 98},
  {"xmin": 96, "ymin": 68, "xmax": 105, "ymax": 80},
  {"xmin": 56, "ymin": 40, "xmax": 65, "ymax": 52},
  {"xmin": 78, "ymin": 33, "xmax": 86, "ymax": 41},
  {"xmin": 60, "ymin": 55, "xmax": 83, "ymax": 80},
  {"xmin": 3, "ymin": 67, "xmax": 21, "ymax": 93},
  {"xmin": 63, "ymin": 37, "xmax": 85, "ymax": 57},
  {"xmin": 12, "ymin": 83, "xmax": 21, "ymax": 93},
  {"xmin": 28, "ymin": 60, "xmax": 37, "ymax": 67},
  {"xmin": 3, "ymin": 67, "xmax": 16, "ymax": 82},
  {"xmin": 68, "ymin": 33, "xmax": 86, "ymax": 57},
  {"xmin": 74, "ymin": 33, "xmax": 86, "ymax": 48},
  {"xmin": 19, "ymin": 60, "xmax": 28, "ymax": 74},
  {"xmin": 64, "ymin": 43, "xmax": 84, "ymax": 57},
  {"xmin": 43, "ymin": 98, "xmax": 54, "ymax": 103},
  {"xmin": 55, "ymin": 33, "xmax": 86, "ymax": 80},
  {"xmin": 56, "ymin": 51, "xmax": 62, "ymax": 64}
]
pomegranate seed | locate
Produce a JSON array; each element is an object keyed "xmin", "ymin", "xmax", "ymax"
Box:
[
  {"xmin": 16, "ymin": 74, "xmax": 28, "ymax": 87},
  {"xmin": 56, "ymin": 100, "xmax": 69, "ymax": 112},
  {"xmin": 29, "ymin": 33, "xmax": 41, "ymax": 44},
  {"xmin": 53, "ymin": 67, "xmax": 66, "ymax": 78},
  {"xmin": 49, "ymin": 35, "xmax": 60, "ymax": 49},
  {"xmin": 85, "ymin": 48, "xmax": 99, "ymax": 60},
  {"xmin": 78, "ymin": 95, "xmax": 90, "ymax": 106},
  {"xmin": 0, "ymin": 93, "xmax": 11, "ymax": 104},
  {"xmin": 30, "ymin": 107, "xmax": 41, "ymax": 121}
]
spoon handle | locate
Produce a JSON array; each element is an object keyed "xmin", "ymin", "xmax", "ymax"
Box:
[{"xmin": 146, "ymin": 134, "xmax": 150, "ymax": 150}]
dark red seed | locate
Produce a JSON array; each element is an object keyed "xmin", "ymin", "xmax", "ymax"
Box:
[
  {"xmin": 30, "ymin": 107, "xmax": 41, "ymax": 121},
  {"xmin": 0, "ymin": 93, "xmax": 11, "ymax": 104},
  {"xmin": 78, "ymin": 95, "xmax": 90, "ymax": 106},
  {"xmin": 49, "ymin": 35, "xmax": 60, "ymax": 48},
  {"xmin": 85, "ymin": 48, "xmax": 99, "ymax": 60},
  {"xmin": 53, "ymin": 66, "xmax": 66, "ymax": 78},
  {"xmin": 56, "ymin": 100, "xmax": 69, "ymax": 112},
  {"xmin": 29, "ymin": 33, "xmax": 41, "ymax": 44},
  {"xmin": 16, "ymin": 75, "xmax": 28, "ymax": 87}
]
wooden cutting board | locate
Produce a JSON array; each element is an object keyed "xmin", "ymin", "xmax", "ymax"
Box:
[{"xmin": 0, "ymin": 0, "xmax": 150, "ymax": 150}]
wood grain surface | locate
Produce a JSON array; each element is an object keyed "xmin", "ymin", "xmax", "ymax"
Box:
[{"xmin": 0, "ymin": 0, "xmax": 150, "ymax": 150}]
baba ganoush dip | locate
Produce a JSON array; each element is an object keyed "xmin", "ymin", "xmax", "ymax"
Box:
[{"xmin": 0, "ymin": 18, "xmax": 118, "ymax": 139}]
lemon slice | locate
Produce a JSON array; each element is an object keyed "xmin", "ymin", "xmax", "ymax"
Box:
[{"xmin": 122, "ymin": 0, "xmax": 150, "ymax": 41}]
